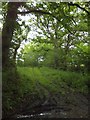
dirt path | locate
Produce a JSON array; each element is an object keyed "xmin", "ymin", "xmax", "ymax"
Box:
[{"xmin": 16, "ymin": 81, "xmax": 88, "ymax": 118}]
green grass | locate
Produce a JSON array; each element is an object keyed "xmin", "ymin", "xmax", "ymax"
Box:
[
  {"xmin": 3, "ymin": 66, "xmax": 88, "ymax": 116},
  {"xmin": 17, "ymin": 66, "xmax": 88, "ymax": 96}
]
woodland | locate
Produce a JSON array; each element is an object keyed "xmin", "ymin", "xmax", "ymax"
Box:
[{"xmin": 1, "ymin": 1, "xmax": 90, "ymax": 119}]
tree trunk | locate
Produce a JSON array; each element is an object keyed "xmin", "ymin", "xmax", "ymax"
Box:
[
  {"xmin": 13, "ymin": 40, "xmax": 21, "ymax": 64},
  {"xmin": 2, "ymin": 2, "xmax": 22, "ymax": 69},
  {"xmin": 87, "ymin": 13, "xmax": 90, "ymax": 72}
]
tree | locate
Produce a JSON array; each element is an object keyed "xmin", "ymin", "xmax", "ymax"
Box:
[
  {"xmin": 16, "ymin": 2, "xmax": 89, "ymax": 72},
  {"xmin": 2, "ymin": 2, "xmax": 90, "ymax": 70},
  {"xmin": 2, "ymin": 2, "xmax": 23, "ymax": 69},
  {"xmin": 2, "ymin": 2, "xmax": 51, "ymax": 69}
]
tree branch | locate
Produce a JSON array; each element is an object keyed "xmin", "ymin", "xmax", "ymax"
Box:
[
  {"xmin": 68, "ymin": 2, "xmax": 90, "ymax": 15},
  {"xmin": 18, "ymin": 5, "xmax": 75, "ymax": 35},
  {"xmin": 18, "ymin": 9, "xmax": 51, "ymax": 15}
]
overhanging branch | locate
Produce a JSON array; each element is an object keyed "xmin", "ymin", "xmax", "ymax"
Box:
[
  {"xmin": 68, "ymin": 2, "xmax": 90, "ymax": 15},
  {"xmin": 18, "ymin": 6, "xmax": 75, "ymax": 35},
  {"xmin": 18, "ymin": 9, "xmax": 51, "ymax": 15}
]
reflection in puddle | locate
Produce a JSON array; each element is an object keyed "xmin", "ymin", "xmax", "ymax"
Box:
[
  {"xmin": 17, "ymin": 112, "xmax": 52, "ymax": 118},
  {"xmin": 17, "ymin": 115, "xmax": 33, "ymax": 118},
  {"xmin": 40, "ymin": 112, "xmax": 51, "ymax": 116}
]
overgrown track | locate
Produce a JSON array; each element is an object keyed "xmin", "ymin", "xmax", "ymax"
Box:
[{"xmin": 15, "ymin": 81, "xmax": 88, "ymax": 118}]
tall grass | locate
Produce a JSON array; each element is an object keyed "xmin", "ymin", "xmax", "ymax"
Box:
[{"xmin": 17, "ymin": 66, "xmax": 88, "ymax": 95}]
